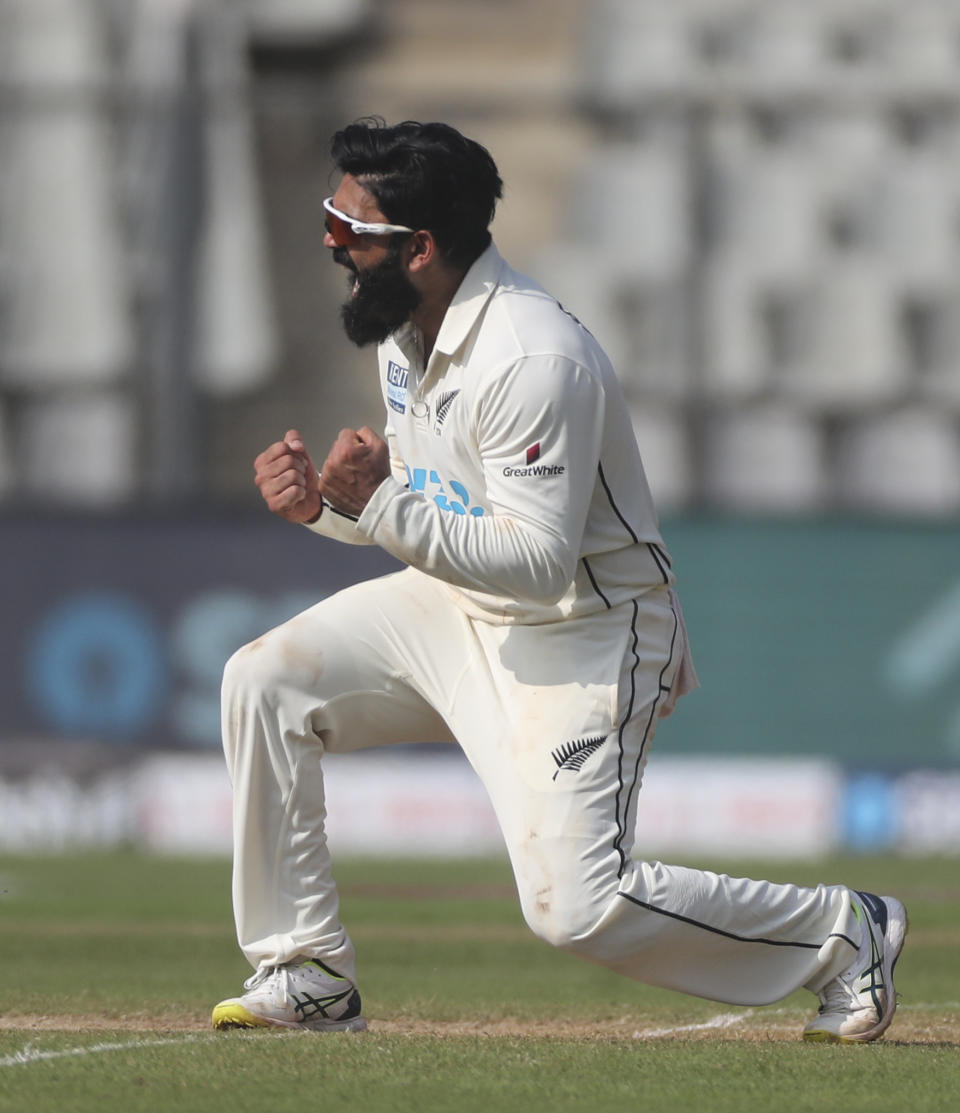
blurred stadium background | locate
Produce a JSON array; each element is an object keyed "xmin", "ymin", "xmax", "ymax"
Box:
[{"xmin": 2, "ymin": 0, "xmax": 959, "ymax": 860}]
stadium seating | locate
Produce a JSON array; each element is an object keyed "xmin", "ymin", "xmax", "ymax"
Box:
[
  {"xmin": 914, "ymin": 290, "xmax": 960, "ymax": 410},
  {"xmin": 581, "ymin": 0, "xmax": 710, "ymax": 109},
  {"xmin": 879, "ymin": 2, "xmax": 960, "ymax": 92},
  {"xmin": 703, "ymin": 404, "xmax": 826, "ymax": 512},
  {"xmin": 776, "ymin": 258, "xmax": 909, "ymax": 412},
  {"xmin": 736, "ymin": 0, "xmax": 885, "ymax": 96},
  {"xmin": 1, "ymin": 0, "xmax": 959, "ymax": 512},
  {"xmin": 0, "ymin": 0, "xmax": 284, "ymax": 503},
  {"xmin": 194, "ymin": 4, "xmax": 278, "ymax": 395},
  {"xmin": 880, "ymin": 146, "xmax": 959, "ymax": 294},
  {"xmin": 699, "ymin": 260, "xmax": 771, "ymax": 400},
  {"xmin": 838, "ymin": 407, "xmax": 960, "ymax": 514},
  {"xmin": 18, "ymin": 392, "xmax": 137, "ymax": 505},
  {"xmin": 567, "ymin": 136, "xmax": 691, "ymax": 278},
  {"xmin": 708, "ymin": 120, "xmax": 826, "ymax": 285},
  {"xmin": 628, "ymin": 402, "xmax": 694, "ymax": 510},
  {"xmin": 0, "ymin": 0, "xmax": 131, "ymax": 388},
  {"xmin": 242, "ymin": 0, "xmax": 371, "ymax": 46},
  {"xmin": 567, "ymin": 0, "xmax": 960, "ymax": 514}
]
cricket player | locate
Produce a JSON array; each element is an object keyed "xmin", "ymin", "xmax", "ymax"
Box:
[{"xmin": 212, "ymin": 119, "xmax": 907, "ymax": 1042}]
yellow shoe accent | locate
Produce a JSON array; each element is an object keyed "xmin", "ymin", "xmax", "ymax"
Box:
[
  {"xmin": 212, "ymin": 1001, "xmax": 272, "ymax": 1030},
  {"xmin": 802, "ymin": 1030, "xmax": 869, "ymax": 1044},
  {"xmin": 802, "ymin": 1029, "xmax": 841, "ymax": 1044}
]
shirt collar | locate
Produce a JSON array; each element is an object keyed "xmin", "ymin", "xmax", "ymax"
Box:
[
  {"xmin": 432, "ymin": 242, "xmax": 505, "ymax": 358},
  {"xmin": 390, "ymin": 242, "xmax": 504, "ymax": 366}
]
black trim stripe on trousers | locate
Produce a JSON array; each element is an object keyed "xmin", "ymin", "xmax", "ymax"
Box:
[
  {"xmin": 612, "ymin": 597, "xmax": 679, "ymax": 877},
  {"xmin": 616, "ymin": 891, "xmax": 859, "ymax": 953}
]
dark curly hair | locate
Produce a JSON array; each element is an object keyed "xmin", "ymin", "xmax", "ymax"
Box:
[{"xmin": 330, "ymin": 118, "xmax": 503, "ymax": 270}]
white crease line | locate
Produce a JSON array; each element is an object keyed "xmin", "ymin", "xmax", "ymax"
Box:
[
  {"xmin": 633, "ymin": 1010, "xmax": 753, "ymax": 1040},
  {"xmin": 0, "ymin": 1035, "xmax": 208, "ymax": 1068},
  {"xmin": 631, "ymin": 1001, "xmax": 960, "ymax": 1042}
]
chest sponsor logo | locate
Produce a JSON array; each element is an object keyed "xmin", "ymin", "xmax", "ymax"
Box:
[
  {"xmin": 386, "ymin": 361, "xmax": 408, "ymax": 414},
  {"xmin": 406, "ymin": 465, "xmax": 485, "ymax": 517},
  {"xmin": 501, "ymin": 440, "xmax": 565, "ymax": 478},
  {"xmin": 503, "ymin": 462, "xmax": 566, "ymax": 478}
]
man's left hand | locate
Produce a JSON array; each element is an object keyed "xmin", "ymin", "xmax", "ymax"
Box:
[{"xmin": 318, "ymin": 426, "xmax": 391, "ymax": 517}]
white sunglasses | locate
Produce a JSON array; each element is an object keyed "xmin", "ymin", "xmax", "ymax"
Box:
[{"xmin": 322, "ymin": 197, "xmax": 415, "ymax": 245}]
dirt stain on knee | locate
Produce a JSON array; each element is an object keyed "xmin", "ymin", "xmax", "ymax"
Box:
[
  {"xmin": 535, "ymin": 884, "xmax": 553, "ymax": 916},
  {"xmin": 279, "ymin": 639, "xmax": 324, "ymax": 687}
]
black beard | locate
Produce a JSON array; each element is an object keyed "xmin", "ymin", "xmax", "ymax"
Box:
[{"xmin": 338, "ymin": 242, "xmax": 421, "ymax": 347}]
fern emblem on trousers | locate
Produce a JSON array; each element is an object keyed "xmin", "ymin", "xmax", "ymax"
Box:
[{"xmin": 551, "ymin": 734, "xmax": 606, "ymax": 780}]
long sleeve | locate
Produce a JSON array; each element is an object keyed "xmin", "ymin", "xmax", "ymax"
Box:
[
  {"xmin": 303, "ymin": 500, "xmax": 375, "ymax": 545},
  {"xmin": 356, "ymin": 356, "xmax": 605, "ymax": 603}
]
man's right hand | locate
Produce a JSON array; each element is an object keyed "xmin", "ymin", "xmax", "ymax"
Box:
[{"xmin": 253, "ymin": 429, "xmax": 323, "ymax": 524}]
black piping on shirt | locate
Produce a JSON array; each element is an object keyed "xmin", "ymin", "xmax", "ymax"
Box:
[
  {"xmin": 597, "ymin": 461, "xmax": 639, "ymax": 543},
  {"xmin": 581, "ymin": 556, "xmax": 612, "ymax": 609}
]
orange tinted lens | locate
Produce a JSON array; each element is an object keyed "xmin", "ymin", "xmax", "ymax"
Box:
[{"xmin": 324, "ymin": 210, "xmax": 360, "ymax": 247}]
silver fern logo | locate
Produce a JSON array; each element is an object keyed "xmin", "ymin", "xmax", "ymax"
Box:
[
  {"xmin": 551, "ymin": 734, "xmax": 606, "ymax": 780},
  {"xmin": 433, "ymin": 390, "xmax": 460, "ymax": 434}
]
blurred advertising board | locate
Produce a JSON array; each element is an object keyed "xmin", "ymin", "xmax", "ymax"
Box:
[
  {"xmin": 664, "ymin": 516, "xmax": 960, "ymax": 769},
  {"xmin": 7, "ymin": 751, "xmax": 958, "ymax": 857},
  {"xmin": 0, "ymin": 510, "xmax": 400, "ymax": 751},
  {"xmin": 1, "ymin": 512, "xmax": 959, "ymax": 767},
  {"xmin": 0, "ymin": 752, "xmax": 845, "ymax": 858}
]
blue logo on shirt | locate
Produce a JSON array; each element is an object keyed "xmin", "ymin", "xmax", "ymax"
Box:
[
  {"xmin": 406, "ymin": 466, "xmax": 485, "ymax": 517},
  {"xmin": 386, "ymin": 361, "xmax": 408, "ymax": 414}
]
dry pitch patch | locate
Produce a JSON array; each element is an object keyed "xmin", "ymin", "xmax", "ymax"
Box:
[{"xmin": 1, "ymin": 1007, "xmax": 957, "ymax": 1046}]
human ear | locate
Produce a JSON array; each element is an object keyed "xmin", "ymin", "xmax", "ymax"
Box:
[{"xmin": 406, "ymin": 230, "xmax": 437, "ymax": 273}]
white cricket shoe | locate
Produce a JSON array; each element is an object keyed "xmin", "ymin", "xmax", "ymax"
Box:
[
  {"xmin": 803, "ymin": 891, "xmax": 907, "ymax": 1043},
  {"xmin": 212, "ymin": 957, "xmax": 366, "ymax": 1032}
]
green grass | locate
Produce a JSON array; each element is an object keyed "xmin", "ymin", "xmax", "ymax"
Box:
[{"xmin": 0, "ymin": 852, "xmax": 957, "ymax": 1113}]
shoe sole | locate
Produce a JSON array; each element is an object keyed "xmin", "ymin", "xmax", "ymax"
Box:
[
  {"xmin": 212, "ymin": 1001, "xmax": 367, "ymax": 1033},
  {"xmin": 803, "ymin": 896, "xmax": 908, "ymax": 1045}
]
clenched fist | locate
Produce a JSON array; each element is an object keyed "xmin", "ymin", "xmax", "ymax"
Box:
[
  {"xmin": 253, "ymin": 429, "xmax": 322, "ymax": 523},
  {"xmin": 318, "ymin": 426, "xmax": 391, "ymax": 518}
]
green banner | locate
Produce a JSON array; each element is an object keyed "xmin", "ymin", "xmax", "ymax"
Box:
[{"xmin": 661, "ymin": 517, "xmax": 960, "ymax": 768}]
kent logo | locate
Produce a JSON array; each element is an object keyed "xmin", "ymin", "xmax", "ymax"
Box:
[{"xmin": 386, "ymin": 361, "xmax": 408, "ymax": 414}]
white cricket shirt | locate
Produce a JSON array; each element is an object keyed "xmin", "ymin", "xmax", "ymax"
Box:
[{"xmin": 308, "ymin": 243, "xmax": 674, "ymax": 625}]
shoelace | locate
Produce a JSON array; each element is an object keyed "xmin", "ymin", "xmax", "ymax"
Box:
[
  {"xmin": 243, "ymin": 966, "xmax": 280, "ymax": 992},
  {"xmin": 817, "ymin": 975, "xmax": 859, "ymax": 1014},
  {"xmin": 242, "ymin": 963, "xmax": 321, "ymax": 997}
]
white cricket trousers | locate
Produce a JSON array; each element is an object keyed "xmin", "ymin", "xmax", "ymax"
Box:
[{"xmin": 221, "ymin": 567, "xmax": 861, "ymax": 1005}]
